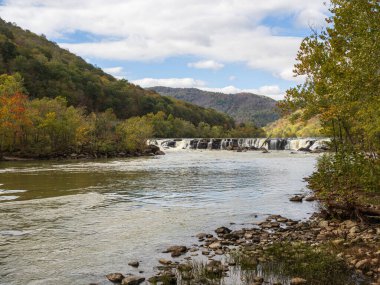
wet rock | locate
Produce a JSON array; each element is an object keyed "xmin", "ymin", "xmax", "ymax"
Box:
[
  {"xmin": 128, "ymin": 261, "xmax": 139, "ymax": 268},
  {"xmin": 121, "ymin": 275, "xmax": 145, "ymax": 285},
  {"xmin": 305, "ymin": 196, "xmax": 316, "ymax": 202},
  {"xmin": 290, "ymin": 277, "xmax": 307, "ymax": 284},
  {"xmin": 155, "ymin": 150, "xmax": 165, "ymax": 155},
  {"xmin": 277, "ymin": 217, "xmax": 288, "ymax": 223},
  {"xmin": 164, "ymin": 245, "xmax": 187, "ymax": 257},
  {"xmin": 215, "ymin": 227, "xmax": 232, "ymax": 234},
  {"xmin": 106, "ymin": 273, "xmax": 124, "ymax": 282},
  {"xmin": 209, "ymin": 241, "xmax": 221, "ymax": 250},
  {"xmin": 158, "ymin": 258, "xmax": 172, "ymax": 265},
  {"xmin": 196, "ymin": 233, "xmax": 208, "ymax": 239},
  {"xmin": 165, "ymin": 245, "xmax": 187, "ymax": 253},
  {"xmin": 289, "ymin": 195, "xmax": 304, "ymax": 202}
]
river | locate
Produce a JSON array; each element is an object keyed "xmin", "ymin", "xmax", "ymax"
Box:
[{"xmin": 0, "ymin": 150, "xmax": 319, "ymax": 285}]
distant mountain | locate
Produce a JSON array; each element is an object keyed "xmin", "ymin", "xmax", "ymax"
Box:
[
  {"xmin": 149, "ymin": 87, "xmax": 280, "ymax": 126},
  {"xmin": 0, "ymin": 19, "xmax": 234, "ymax": 127}
]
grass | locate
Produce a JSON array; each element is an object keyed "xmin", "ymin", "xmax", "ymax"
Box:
[{"xmin": 228, "ymin": 243, "xmax": 369, "ymax": 285}]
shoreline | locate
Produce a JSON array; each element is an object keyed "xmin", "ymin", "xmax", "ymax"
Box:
[
  {"xmin": 0, "ymin": 145, "xmax": 165, "ymax": 162},
  {"xmin": 106, "ymin": 209, "xmax": 380, "ymax": 285}
]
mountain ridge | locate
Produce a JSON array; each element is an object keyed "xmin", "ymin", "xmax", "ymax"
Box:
[{"xmin": 148, "ymin": 86, "xmax": 280, "ymax": 126}]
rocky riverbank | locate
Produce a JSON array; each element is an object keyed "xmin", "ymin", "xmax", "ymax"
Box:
[
  {"xmin": 0, "ymin": 145, "xmax": 165, "ymax": 161},
  {"xmin": 105, "ymin": 212, "xmax": 379, "ymax": 285}
]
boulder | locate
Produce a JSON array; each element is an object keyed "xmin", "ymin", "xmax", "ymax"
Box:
[
  {"xmin": 215, "ymin": 227, "xmax": 232, "ymax": 234},
  {"xmin": 106, "ymin": 273, "xmax": 125, "ymax": 282},
  {"xmin": 290, "ymin": 195, "xmax": 304, "ymax": 202},
  {"xmin": 158, "ymin": 258, "xmax": 172, "ymax": 265},
  {"xmin": 209, "ymin": 241, "xmax": 222, "ymax": 250},
  {"xmin": 128, "ymin": 261, "xmax": 139, "ymax": 268}
]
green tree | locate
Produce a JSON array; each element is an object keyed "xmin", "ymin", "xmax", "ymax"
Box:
[
  {"xmin": 281, "ymin": 0, "xmax": 380, "ymax": 219},
  {"xmin": 117, "ymin": 116, "xmax": 153, "ymax": 152}
]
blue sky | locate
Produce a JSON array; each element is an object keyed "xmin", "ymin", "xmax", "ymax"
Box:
[{"xmin": 0, "ymin": 0, "xmax": 329, "ymax": 99}]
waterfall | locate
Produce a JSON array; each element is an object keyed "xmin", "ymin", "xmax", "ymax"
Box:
[{"xmin": 148, "ymin": 138, "xmax": 331, "ymax": 152}]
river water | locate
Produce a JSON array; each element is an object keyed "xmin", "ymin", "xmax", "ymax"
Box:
[{"xmin": 0, "ymin": 150, "xmax": 319, "ymax": 285}]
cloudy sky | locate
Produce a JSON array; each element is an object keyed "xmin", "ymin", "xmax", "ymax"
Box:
[{"xmin": 0, "ymin": 0, "xmax": 329, "ymax": 99}]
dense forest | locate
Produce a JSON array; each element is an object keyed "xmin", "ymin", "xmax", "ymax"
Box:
[
  {"xmin": 281, "ymin": 0, "xmax": 380, "ymax": 220},
  {"xmin": 0, "ymin": 74, "xmax": 265, "ymax": 158},
  {"xmin": 149, "ymin": 87, "xmax": 280, "ymax": 127},
  {"xmin": 0, "ymin": 18, "xmax": 234, "ymax": 128}
]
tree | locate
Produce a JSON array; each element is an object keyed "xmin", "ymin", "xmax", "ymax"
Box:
[
  {"xmin": 0, "ymin": 74, "xmax": 30, "ymax": 152},
  {"xmin": 281, "ymin": 0, "xmax": 380, "ymax": 220},
  {"xmin": 281, "ymin": 0, "xmax": 380, "ymax": 153},
  {"xmin": 117, "ymin": 116, "xmax": 153, "ymax": 152}
]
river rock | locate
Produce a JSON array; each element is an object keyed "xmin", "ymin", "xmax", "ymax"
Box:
[
  {"xmin": 164, "ymin": 245, "xmax": 187, "ymax": 257},
  {"xmin": 209, "ymin": 241, "xmax": 221, "ymax": 249},
  {"xmin": 215, "ymin": 226, "xmax": 232, "ymax": 234},
  {"xmin": 196, "ymin": 233, "xmax": 208, "ymax": 239},
  {"xmin": 158, "ymin": 258, "xmax": 172, "ymax": 265},
  {"xmin": 290, "ymin": 277, "xmax": 307, "ymax": 284},
  {"xmin": 165, "ymin": 245, "xmax": 187, "ymax": 253},
  {"xmin": 121, "ymin": 275, "xmax": 145, "ymax": 285},
  {"xmin": 128, "ymin": 261, "xmax": 139, "ymax": 268},
  {"xmin": 106, "ymin": 273, "xmax": 124, "ymax": 282},
  {"xmin": 305, "ymin": 196, "xmax": 316, "ymax": 201},
  {"xmin": 289, "ymin": 195, "xmax": 304, "ymax": 202}
]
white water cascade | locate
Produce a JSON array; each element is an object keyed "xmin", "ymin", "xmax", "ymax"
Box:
[{"xmin": 147, "ymin": 138, "xmax": 331, "ymax": 152}]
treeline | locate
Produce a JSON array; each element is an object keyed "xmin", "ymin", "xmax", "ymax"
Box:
[
  {"xmin": 0, "ymin": 18, "xmax": 234, "ymax": 128},
  {"xmin": 0, "ymin": 74, "xmax": 264, "ymax": 158},
  {"xmin": 281, "ymin": 0, "xmax": 380, "ymax": 220}
]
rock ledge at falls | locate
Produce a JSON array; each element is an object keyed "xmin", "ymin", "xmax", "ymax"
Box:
[{"xmin": 148, "ymin": 138, "xmax": 330, "ymax": 152}]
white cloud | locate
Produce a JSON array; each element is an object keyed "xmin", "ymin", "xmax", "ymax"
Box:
[
  {"xmin": 296, "ymin": 8, "xmax": 327, "ymax": 29},
  {"xmin": 188, "ymin": 60, "xmax": 224, "ymax": 71},
  {"xmin": 0, "ymin": 0, "xmax": 329, "ymax": 81},
  {"xmin": 103, "ymin": 66, "xmax": 123, "ymax": 76},
  {"xmin": 229, "ymin": 75, "xmax": 236, "ymax": 81},
  {"xmin": 132, "ymin": 78, "xmax": 206, "ymax": 89},
  {"xmin": 201, "ymin": 85, "xmax": 284, "ymax": 100}
]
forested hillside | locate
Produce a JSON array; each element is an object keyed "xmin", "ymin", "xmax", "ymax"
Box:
[
  {"xmin": 149, "ymin": 87, "xmax": 280, "ymax": 126},
  {"xmin": 264, "ymin": 110, "xmax": 322, "ymax": 138},
  {"xmin": 0, "ymin": 18, "xmax": 234, "ymax": 128}
]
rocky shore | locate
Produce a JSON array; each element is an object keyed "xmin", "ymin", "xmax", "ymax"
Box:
[
  {"xmin": 0, "ymin": 145, "xmax": 165, "ymax": 161},
  {"xmin": 105, "ymin": 211, "xmax": 380, "ymax": 285}
]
